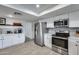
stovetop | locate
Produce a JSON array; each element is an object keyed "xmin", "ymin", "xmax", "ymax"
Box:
[{"xmin": 52, "ymin": 32, "xmax": 69, "ymax": 38}]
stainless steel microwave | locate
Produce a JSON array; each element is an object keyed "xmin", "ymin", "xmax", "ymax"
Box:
[{"xmin": 54, "ymin": 18, "xmax": 69, "ymax": 28}]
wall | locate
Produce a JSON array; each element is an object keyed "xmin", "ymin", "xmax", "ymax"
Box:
[
  {"xmin": 6, "ymin": 17, "xmax": 34, "ymax": 39},
  {"xmin": 25, "ymin": 22, "xmax": 34, "ymax": 39}
]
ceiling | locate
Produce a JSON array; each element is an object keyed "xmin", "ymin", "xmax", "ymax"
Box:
[
  {"xmin": 0, "ymin": 4, "xmax": 79, "ymax": 22},
  {"xmin": 9, "ymin": 4, "xmax": 57, "ymax": 14},
  {"xmin": 0, "ymin": 5, "xmax": 38, "ymax": 21}
]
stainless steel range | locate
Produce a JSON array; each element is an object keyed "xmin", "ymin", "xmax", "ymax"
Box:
[{"xmin": 52, "ymin": 32, "xmax": 69, "ymax": 55}]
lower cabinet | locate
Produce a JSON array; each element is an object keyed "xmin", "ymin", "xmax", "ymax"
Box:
[
  {"xmin": 0, "ymin": 34, "xmax": 25, "ymax": 49},
  {"xmin": 13, "ymin": 34, "xmax": 25, "ymax": 45},
  {"xmin": 3, "ymin": 35, "xmax": 13, "ymax": 48},
  {"xmin": 0, "ymin": 40, "xmax": 2, "ymax": 48},
  {"xmin": 44, "ymin": 34, "xmax": 52, "ymax": 49},
  {"xmin": 18, "ymin": 34, "xmax": 25, "ymax": 43},
  {"xmin": 68, "ymin": 40, "xmax": 78, "ymax": 55},
  {"xmin": 68, "ymin": 38, "xmax": 79, "ymax": 55}
]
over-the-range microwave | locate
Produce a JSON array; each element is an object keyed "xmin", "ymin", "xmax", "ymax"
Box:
[{"xmin": 54, "ymin": 18, "xmax": 69, "ymax": 28}]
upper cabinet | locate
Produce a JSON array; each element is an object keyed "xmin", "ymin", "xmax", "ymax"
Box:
[
  {"xmin": 46, "ymin": 18, "xmax": 54, "ymax": 28},
  {"xmin": 47, "ymin": 22, "xmax": 54, "ymax": 28},
  {"xmin": 69, "ymin": 11, "xmax": 79, "ymax": 27},
  {"xmin": 55, "ymin": 14, "xmax": 69, "ymax": 21}
]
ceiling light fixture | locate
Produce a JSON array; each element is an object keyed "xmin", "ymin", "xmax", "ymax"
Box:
[{"xmin": 36, "ymin": 4, "xmax": 40, "ymax": 8}]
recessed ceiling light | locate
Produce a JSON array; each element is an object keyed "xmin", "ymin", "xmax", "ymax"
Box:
[
  {"xmin": 36, "ymin": 4, "xmax": 40, "ymax": 8},
  {"xmin": 7, "ymin": 15, "xmax": 13, "ymax": 18}
]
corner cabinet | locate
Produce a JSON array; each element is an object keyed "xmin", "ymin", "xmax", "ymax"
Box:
[
  {"xmin": 68, "ymin": 37, "xmax": 79, "ymax": 55},
  {"xmin": 69, "ymin": 11, "xmax": 79, "ymax": 27},
  {"xmin": 47, "ymin": 22, "xmax": 54, "ymax": 28}
]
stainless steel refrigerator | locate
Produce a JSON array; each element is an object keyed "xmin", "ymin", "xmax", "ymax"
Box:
[{"xmin": 34, "ymin": 22, "xmax": 47, "ymax": 47}]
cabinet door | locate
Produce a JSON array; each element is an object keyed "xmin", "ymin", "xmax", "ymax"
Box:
[
  {"xmin": 18, "ymin": 34, "xmax": 25, "ymax": 43},
  {"xmin": 44, "ymin": 34, "xmax": 52, "ymax": 49},
  {"xmin": 47, "ymin": 22, "xmax": 54, "ymax": 28},
  {"xmin": 68, "ymin": 40, "xmax": 77, "ymax": 55},
  {"xmin": 47, "ymin": 36, "xmax": 52, "ymax": 49},
  {"xmin": 0, "ymin": 40, "xmax": 2, "ymax": 49},
  {"xmin": 69, "ymin": 11, "xmax": 79, "ymax": 27},
  {"xmin": 3, "ymin": 35, "xmax": 13, "ymax": 48},
  {"xmin": 60, "ymin": 14, "xmax": 68, "ymax": 19},
  {"xmin": 76, "ymin": 41, "xmax": 79, "ymax": 55},
  {"xmin": 44, "ymin": 34, "xmax": 48, "ymax": 46},
  {"xmin": 13, "ymin": 34, "xmax": 25, "ymax": 45},
  {"xmin": 12, "ymin": 34, "xmax": 19, "ymax": 45}
]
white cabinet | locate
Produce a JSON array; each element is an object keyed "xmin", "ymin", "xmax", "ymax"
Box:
[
  {"xmin": 54, "ymin": 14, "xmax": 69, "ymax": 21},
  {"xmin": 68, "ymin": 40, "xmax": 77, "ymax": 55},
  {"xmin": 69, "ymin": 11, "xmax": 79, "ymax": 27},
  {"xmin": 18, "ymin": 34, "xmax": 25, "ymax": 43},
  {"xmin": 47, "ymin": 22, "xmax": 54, "ymax": 28},
  {"xmin": 0, "ymin": 35, "xmax": 3, "ymax": 48},
  {"xmin": 44, "ymin": 34, "xmax": 52, "ymax": 49},
  {"xmin": 3, "ymin": 35, "xmax": 13, "ymax": 48},
  {"xmin": 0, "ymin": 34, "xmax": 25, "ymax": 49},
  {"xmin": 0, "ymin": 40, "xmax": 2, "ymax": 48},
  {"xmin": 13, "ymin": 34, "xmax": 25, "ymax": 45},
  {"xmin": 12, "ymin": 35, "xmax": 19, "ymax": 45},
  {"xmin": 59, "ymin": 14, "xmax": 69, "ymax": 19},
  {"xmin": 12, "ymin": 34, "xmax": 25, "ymax": 45},
  {"xmin": 68, "ymin": 37, "xmax": 79, "ymax": 55}
]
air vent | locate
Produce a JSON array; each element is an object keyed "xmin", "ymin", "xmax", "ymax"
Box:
[{"xmin": 14, "ymin": 12, "xmax": 22, "ymax": 15}]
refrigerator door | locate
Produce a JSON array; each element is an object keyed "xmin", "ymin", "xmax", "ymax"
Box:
[
  {"xmin": 34, "ymin": 23, "xmax": 42, "ymax": 46},
  {"xmin": 34, "ymin": 22, "xmax": 47, "ymax": 46}
]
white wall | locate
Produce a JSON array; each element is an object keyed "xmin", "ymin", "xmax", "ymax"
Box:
[
  {"xmin": 6, "ymin": 17, "xmax": 34, "ymax": 39},
  {"xmin": 25, "ymin": 22, "xmax": 34, "ymax": 39}
]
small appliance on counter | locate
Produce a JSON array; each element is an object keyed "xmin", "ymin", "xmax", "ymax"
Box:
[
  {"xmin": 7, "ymin": 31, "xmax": 13, "ymax": 34},
  {"xmin": 18, "ymin": 28, "xmax": 22, "ymax": 33},
  {"xmin": 14, "ymin": 28, "xmax": 22, "ymax": 34}
]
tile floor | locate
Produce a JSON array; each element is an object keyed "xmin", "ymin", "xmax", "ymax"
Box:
[{"xmin": 0, "ymin": 40, "xmax": 60, "ymax": 55}]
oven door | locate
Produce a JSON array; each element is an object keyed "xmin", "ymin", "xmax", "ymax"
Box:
[{"xmin": 52, "ymin": 37, "xmax": 68, "ymax": 49}]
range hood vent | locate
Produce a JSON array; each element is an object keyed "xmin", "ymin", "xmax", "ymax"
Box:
[{"xmin": 14, "ymin": 12, "xmax": 22, "ymax": 15}]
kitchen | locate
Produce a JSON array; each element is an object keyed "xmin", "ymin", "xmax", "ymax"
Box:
[
  {"xmin": 34, "ymin": 6, "xmax": 79, "ymax": 55},
  {"xmin": 0, "ymin": 4, "xmax": 79, "ymax": 55}
]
